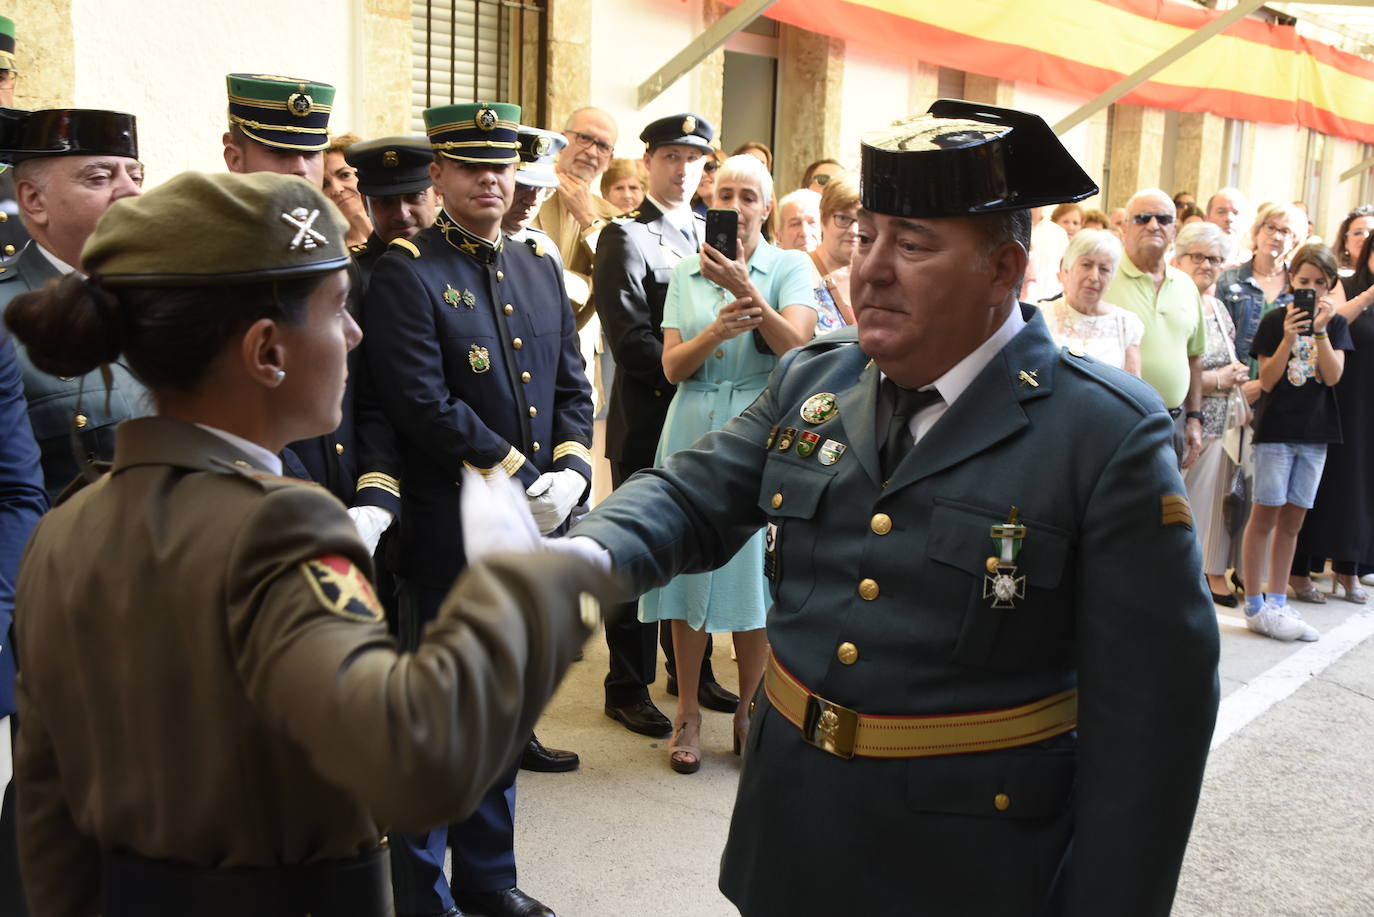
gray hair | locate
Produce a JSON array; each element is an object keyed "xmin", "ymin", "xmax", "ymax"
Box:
[
  {"xmin": 1175, "ymin": 220, "xmax": 1231, "ymax": 260},
  {"xmin": 1060, "ymin": 228, "xmax": 1122, "ymax": 273},
  {"xmin": 716, "ymin": 153, "xmax": 775, "ymax": 209},
  {"xmin": 1126, "ymin": 187, "xmax": 1172, "ymax": 212},
  {"xmin": 778, "ymin": 188, "xmax": 820, "ymax": 214}
]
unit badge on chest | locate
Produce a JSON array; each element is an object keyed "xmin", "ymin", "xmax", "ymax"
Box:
[
  {"xmin": 817, "ymin": 439, "xmax": 846, "ymax": 466},
  {"xmin": 982, "ymin": 507, "xmax": 1027, "ymax": 609},
  {"xmin": 776, "ymin": 427, "xmax": 797, "ymax": 452},
  {"xmin": 469, "ymin": 343, "xmax": 491, "ymax": 374},
  {"xmin": 799, "ymin": 392, "xmax": 837, "ymax": 425},
  {"xmin": 795, "ymin": 431, "xmax": 820, "ymax": 458}
]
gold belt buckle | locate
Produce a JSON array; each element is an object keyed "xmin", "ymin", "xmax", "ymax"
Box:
[{"xmin": 802, "ymin": 692, "xmax": 859, "ymax": 759}]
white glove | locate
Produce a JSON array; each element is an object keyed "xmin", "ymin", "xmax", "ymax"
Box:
[
  {"xmin": 461, "ymin": 466, "xmax": 542, "ymax": 564},
  {"xmin": 346, "ymin": 506, "xmax": 394, "ymax": 556},
  {"xmin": 525, "ymin": 469, "xmax": 588, "ymax": 535}
]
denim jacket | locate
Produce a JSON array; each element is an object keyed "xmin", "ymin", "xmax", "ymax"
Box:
[{"xmin": 1217, "ymin": 261, "xmax": 1285, "ymax": 374}]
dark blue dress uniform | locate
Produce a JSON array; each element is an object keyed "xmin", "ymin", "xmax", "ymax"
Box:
[
  {"xmin": 364, "ymin": 206, "xmax": 591, "ymax": 914},
  {"xmin": 573, "ymin": 102, "xmax": 1220, "ymax": 917}
]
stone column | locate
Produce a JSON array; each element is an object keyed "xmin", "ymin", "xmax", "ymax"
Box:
[
  {"xmin": 1172, "ymin": 111, "xmax": 1226, "ymax": 204},
  {"xmin": 1107, "ymin": 104, "xmax": 1167, "ymax": 209},
  {"xmin": 689, "ymin": 0, "xmax": 727, "ymax": 138},
  {"xmin": 545, "ymin": 0, "xmax": 592, "ymax": 133},
  {"xmin": 360, "ymin": 0, "xmax": 413, "ymax": 138},
  {"xmin": 10, "ymin": 0, "xmax": 75, "ymax": 108},
  {"xmin": 962, "ymin": 73, "xmax": 1014, "ymax": 108},
  {"xmin": 775, "ymin": 24, "xmax": 844, "ymax": 194}
]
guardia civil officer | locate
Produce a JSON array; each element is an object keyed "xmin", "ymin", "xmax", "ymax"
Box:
[
  {"xmin": 4, "ymin": 170, "xmax": 612, "ymax": 917},
  {"xmin": 345, "ymin": 136, "xmax": 438, "ymax": 294},
  {"xmin": 592, "ymin": 113, "xmax": 735, "ymax": 737},
  {"xmin": 0, "ymin": 18, "xmax": 31, "ymax": 266},
  {"xmin": 0, "ymin": 107, "xmax": 149, "ymax": 498},
  {"xmin": 364, "ymin": 102, "xmax": 593, "ymax": 917},
  {"xmin": 567, "ymin": 101, "xmax": 1221, "ymax": 915},
  {"xmin": 223, "ymin": 73, "xmax": 402, "ymax": 554}
]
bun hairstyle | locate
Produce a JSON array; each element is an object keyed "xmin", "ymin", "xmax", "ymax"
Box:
[{"xmin": 5, "ymin": 274, "xmax": 126, "ymax": 378}]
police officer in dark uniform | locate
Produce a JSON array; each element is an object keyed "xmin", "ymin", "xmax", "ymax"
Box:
[
  {"xmin": 0, "ymin": 107, "xmax": 148, "ymax": 499},
  {"xmin": 0, "ymin": 19, "xmax": 30, "ymax": 267},
  {"xmin": 592, "ymin": 113, "xmax": 735, "ymax": 737},
  {"xmin": 364, "ymin": 101, "xmax": 593, "ymax": 917},
  {"xmin": 569, "ymin": 101, "xmax": 1221, "ymax": 916},
  {"xmin": 345, "ymin": 136, "xmax": 438, "ymax": 294},
  {"xmin": 222, "ymin": 73, "xmax": 402, "ymax": 553}
]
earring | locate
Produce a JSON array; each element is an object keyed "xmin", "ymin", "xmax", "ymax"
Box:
[{"xmin": 274, "ymin": 369, "xmax": 286, "ymax": 382}]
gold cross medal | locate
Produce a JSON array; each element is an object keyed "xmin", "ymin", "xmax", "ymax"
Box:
[
  {"xmin": 982, "ymin": 507, "xmax": 1027, "ymax": 609},
  {"xmin": 443, "ymin": 285, "xmax": 461, "ymax": 308}
]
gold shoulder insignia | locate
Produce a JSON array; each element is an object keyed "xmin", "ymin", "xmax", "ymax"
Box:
[
  {"xmin": 389, "ymin": 238, "xmax": 422, "ymax": 259},
  {"xmin": 524, "ymin": 237, "xmax": 544, "ymax": 257},
  {"xmin": 300, "ymin": 554, "xmax": 384, "ymax": 623},
  {"xmin": 349, "ymin": 242, "xmax": 369, "ymax": 255},
  {"xmin": 1161, "ymin": 493, "xmax": 1193, "ymax": 528}
]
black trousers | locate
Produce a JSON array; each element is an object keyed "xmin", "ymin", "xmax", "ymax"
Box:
[{"xmin": 602, "ymin": 459, "xmax": 715, "ymax": 706}]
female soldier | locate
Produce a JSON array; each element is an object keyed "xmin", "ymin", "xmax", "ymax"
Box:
[{"xmin": 5, "ymin": 170, "xmax": 609, "ymax": 917}]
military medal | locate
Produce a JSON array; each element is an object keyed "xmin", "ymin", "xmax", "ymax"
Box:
[
  {"xmin": 765, "ymin": 426, "xmax": 778, "ymax": 449},
  {"xmin": 468, "ymin": 343, "xmax": 491, "ymax": 374},
  {"xmin": 462, "ymin": 288, "xmax": 476, "ymax": 308},
  {"xmin": 982, "ymin": 507, "xmax": 1026, "ymax": 609},
  {"xmin": 443, "ymin": 285, "xmax": 461, "ymax": 308},
  {"xmin": 799, "ymin": 392, "xmax": 838, "ymax": 425},
  {"xmin": 776, "ymin": 427, "xmax": 797, "ymax": 452},
  {"xmin": 817, "ymin": 439, "xmax": 846, "ymax": 466},
  {"xmin": 796, "ymin": 431, "xmax": 820, "ymax": 458}
]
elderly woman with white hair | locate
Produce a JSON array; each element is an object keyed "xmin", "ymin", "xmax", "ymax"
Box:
[
  {"xmin": 1043, "ymin": 228, "xmax": 1144, "ymax": 374},
  {"xmin": 1172, "ymin": 221, "xmax": 1249, "ymax": 605},
  {"xmin": 641, "ymin": 153, "xmax": 816, "ymax": 775}
]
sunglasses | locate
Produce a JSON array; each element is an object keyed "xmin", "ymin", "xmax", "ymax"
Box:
[
  {"xmin": 1131, "ymin": 212, "xmax": 1175, "ymax": 226},
  {"xmin": 704, "ymin": 160, "xmax": 720, "ymax": 173}
]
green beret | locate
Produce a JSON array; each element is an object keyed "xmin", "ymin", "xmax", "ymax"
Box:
[
  {"xmin": 226, "ymin": 73, "xmax": 335, "ymax": 152},
  {"xmin": 0, "ymin": 17, "xmax": 15, "ymax": 70},
  {"xmin": 82, "ymin": 171, "xmax": 350, "ymax": 286},
  {"xmin": 423, "ymin": 101, "xmax": 520, "ymax": 164}
]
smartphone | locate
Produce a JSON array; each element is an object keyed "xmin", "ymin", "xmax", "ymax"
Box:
[
  {"xmin": 705, "ymin": 208, "xmax": 739, "ymax": 259},
  {"xmin": 1293, "ymin": 287, "xmax": 1316, "ymax": 327}
]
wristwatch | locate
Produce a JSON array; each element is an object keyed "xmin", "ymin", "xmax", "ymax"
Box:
[{"xmin": 1185, "ymin": 411, "xmax": 1205, "ymax": 422}]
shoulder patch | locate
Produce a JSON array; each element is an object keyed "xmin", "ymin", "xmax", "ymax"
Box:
[
  {"xmin": 388, "ymin": 238, "xmax": 422, "ymax": 259},
  {"xmin": 300, "ymin": 554, "xmax": 385, "ymax": 622},
  {"xmin": 524, "ymin": 236, "xmax": 545, "ymax": 257},
  {"xmin": 1161, "ymin": 493, "xmax": 1193, "ymax": 529}
]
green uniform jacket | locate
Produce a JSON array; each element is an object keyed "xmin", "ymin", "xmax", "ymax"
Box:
[
  {"xmin": 0, "ymin": 245, "xmax": 150, "ymax": 499},
  {"xmin": 574, "ymin": 308, "xmax": 1220, "ymax": 916},
  {"xmin": 13, "ymin": 417, "xmax": 611, "ymax": 916}
]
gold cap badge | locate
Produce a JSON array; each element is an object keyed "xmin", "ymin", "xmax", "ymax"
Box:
[
  {"xmin": 286, "ymin": 88, "xmax": 314, "ymax": 117},
  {"xmin": 682, "ymin": 115, "xmax": 696, "ymax": 135},
  {"xmin": 383, "ymin": 150, "xmax": 399, "ymax": 167},
  {"xmin": 534, "ymin": 135, "xmax": 551, "ymax": 156},
  {"xmin": 476, "ymin": 107, "xmax": 498, "ymax": 131}
]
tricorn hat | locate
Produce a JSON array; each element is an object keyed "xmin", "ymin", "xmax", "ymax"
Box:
[{"xmin": 0, "ymin": 109, "xmax": 138, "ymax": 165}]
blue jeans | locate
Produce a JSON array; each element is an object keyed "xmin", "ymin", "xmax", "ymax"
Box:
[{"xmin": 1252, "ymin": 442, "xmax": 1327, "ymax": 508}]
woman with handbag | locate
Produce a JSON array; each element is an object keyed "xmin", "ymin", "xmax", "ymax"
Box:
[{"xmin": 1172, "ymin": 222, "xmax": 1250, "ymax": 605}]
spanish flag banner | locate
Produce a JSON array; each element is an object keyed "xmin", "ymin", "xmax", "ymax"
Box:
[{"xmin": 749, "ymin": 0, "xmax": 1374, "ymax": 144}]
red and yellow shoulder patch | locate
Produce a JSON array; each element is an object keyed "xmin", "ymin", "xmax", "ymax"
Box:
[{"xmin": 300, "ymin": 554, "xmax": 384, "ymax": 622}]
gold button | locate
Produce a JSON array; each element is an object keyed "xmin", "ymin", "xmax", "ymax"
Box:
[
  {"xmin": 653, "ymin": 390, "xmax": 663, "ymax": 397},
  {"xmin": 986, "ymin": 556, "xmax": 1001, "ymax": 574},
  {"xmin": 994, "ymin": 793, "xmax": 1011, "ymax": 811},
  {"xmin": 496, "ymin": 270, "xmax": 505, "ymax": 281},
  {"xmin": 335, "ymin": 443, "xmax": 345, "ymax": 455},
  {"xmin": 837, "ymin": 642, "xmax": 858, "ymax": 665},
  {"xmin": 2, "ymin": 244, "xmax": 12, "ymax": 256},
  {"xmin": 528, "ymin": 406, "xmax": 538, "ymax": 418},
  {"xmin": 858, "ymin": 578, "xmax": 879, "ymax": 600},
  {"xmin": 74, "ymin": 413, "xmax": 88, "ymax": 429},
  {"xmin": 0, "ymin": 211, "xmax": 7, "ymax": 222},
  {"xmin": 714, "ymin": 348, "xmax": 724, "ymax": 358},
  {"xmin": 521, "ymin": 371, "xmax": 531, "ymax": 383},
  {"xmin": 532, "ymin": 441, "xmax": 540, "ymax": 451},
  {"xmin": 771, "ymin": 492, "xmax": 783, "ymax": 509},
  {"xmin": 870, "ymin": 513, "xmax": 892, "ymax": 535},
  {"xmin": 504, "ymin": 303, "xmax": 514, "ymax": 315},
  {"xmin": 512, "ymin": 337, "xmax": 523, "ymax": 349},
  {"xmin": 1069, "ymin": 346, "xmax": 1085, "ymax": 358}
]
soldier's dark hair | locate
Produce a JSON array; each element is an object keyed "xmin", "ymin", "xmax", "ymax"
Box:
[{"xmin": 4, "ymin": 273, "xmax": 321, "ymax": 392}]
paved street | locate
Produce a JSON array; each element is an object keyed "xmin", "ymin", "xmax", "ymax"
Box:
[{"xmin": 507, "ymin": 580, "xmax": 1374, "ymax": 916}]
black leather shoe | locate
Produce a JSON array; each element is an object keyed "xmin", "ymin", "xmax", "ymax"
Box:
[
  {"xmin": 666, "ymin": 675, "xmax": 740, "ymax": 714},
  {"xmin": 453, "ymin": 887, "xmax": 554, "ymax": 917},
  {"xmin": 519, "ymin": 735, "xmax": 578, "ymax": 772},
  {"xmin": 604, "ymin": 699, "xmax": 671, "ymax": 737}
]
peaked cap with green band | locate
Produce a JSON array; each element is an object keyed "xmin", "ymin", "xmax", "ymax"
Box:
[
  {"xmin": 423, "ymin": 101, "xmax": 520, "ymax": 164},
  {"xmin": 0, "ymin": 17, "xmax": 15, "ymax": 70},
  {"xmin": 81, "ymin": 171, "xmax": 350, "ymax": 286},
  {"xmin": 226, "ymin": 73, "xmax": 335, "ymax": 152}
]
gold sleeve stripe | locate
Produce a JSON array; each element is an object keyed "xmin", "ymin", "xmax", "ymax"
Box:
[
  {"xmin": 462, "ymin": 447, "xmax": 527, "ymax": 479},
  {"xmin": 552, "ymin": 441, "xmax": 594, "ymax": 464},
  {"xmin": 1161, "ymin": 494, "xmax": 1193, "ymax": 528},
  {"xmin": 356, "ymin": 472, "xmax": 400, "ymax": 498}
]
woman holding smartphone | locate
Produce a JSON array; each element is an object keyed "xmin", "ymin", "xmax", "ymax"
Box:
[
  {"xmin": 1240, "ymin": 243, "xmax": 1352, "ymax": 640},
  {"xmin": 642, "ymin": 154, "xmax": 815, "ymax": 774}
]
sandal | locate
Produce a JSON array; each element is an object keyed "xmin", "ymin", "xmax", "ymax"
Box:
[
  {"xmin": 1333, "ymin": 577, "xmax": 1368, "ymax": 604},
  {"xmin": 668, "ymin": 713, "xmax": 702, "ymax": 774},
  {"xmin": 1291, "ymin": 584, "xmax": 1327, "ymax": 605}
]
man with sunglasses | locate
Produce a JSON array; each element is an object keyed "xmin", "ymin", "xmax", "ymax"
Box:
[{"xmin": 1106, "ymin": 188, "xmax": 1207, "ymax": 468}]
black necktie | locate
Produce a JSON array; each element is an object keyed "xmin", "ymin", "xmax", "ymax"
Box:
[{"xmin": 880, "ymin": 379, "xmax": 942, "ymax": 477}]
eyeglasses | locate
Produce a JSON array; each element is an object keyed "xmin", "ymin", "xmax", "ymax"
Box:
[
  {"xmin": 831, "ymin": 212, "xmax": 858, "ymax": 229},
  {"xmin": 566, "ymin": 130, "xmax": 613, "ymax": 156},
  {"xmin": 703, "ymin": 160, "xmax": 720, "ymax": 173},
  {"xmin": 1182, "ymin": 252, "xmax": 1224, "ymax": 267},
  {"xmin": 1262, "ymin": 223, "xmax": 1295, "ymax": 237},
  {"xmin": 1131, "ymin": 212, "xmax": 1175, "ymax": 226}
]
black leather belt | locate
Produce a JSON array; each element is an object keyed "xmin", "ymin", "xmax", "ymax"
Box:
[{"xmin": 102, "ymin": 846, "xmax": 392, "ymax": 917}]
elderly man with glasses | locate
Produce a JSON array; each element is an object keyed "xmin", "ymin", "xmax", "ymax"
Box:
[{"xmin": 1105, "ymin": 188, "xmax": 1207, "ymax": 468}]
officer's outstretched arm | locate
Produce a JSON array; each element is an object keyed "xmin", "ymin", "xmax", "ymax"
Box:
[{"xmin": 227, "ymin": 484, "xmax": 614, "ymax": 831}]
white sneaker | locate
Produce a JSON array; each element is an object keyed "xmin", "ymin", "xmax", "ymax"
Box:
[
  {"xmin": 1245, "ymin": 602, "xmax": 1308, "ymax": 641},
  {"xmin": 1280, "ymin": 604, "xmax": 1320, "ymax": 642},
  {"xmin": 1360, "ymin": 573, "xmax": 1374, "ymax": 587}
]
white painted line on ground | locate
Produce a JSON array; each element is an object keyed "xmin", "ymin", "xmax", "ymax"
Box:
[{"xmin": 1211, "ymin": 609, "xmax": 1374, "ymax": 751}]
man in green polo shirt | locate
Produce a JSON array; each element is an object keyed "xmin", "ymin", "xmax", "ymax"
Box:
[{"xmin": 1105, "ymin": 187, "xmax": 1206, "ymax": 468}]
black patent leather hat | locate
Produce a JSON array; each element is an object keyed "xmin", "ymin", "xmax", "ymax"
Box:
[
  {"xmin": 0, "ymin": 108, "xmax": 138, "ymax": 164},
  {"xmin": 860, "ymin": 99, "xmax": 1096, "ymax": 217}
]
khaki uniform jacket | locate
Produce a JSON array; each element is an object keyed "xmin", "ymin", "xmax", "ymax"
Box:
[
  {"xmin": 14, "ymin": 417, "xmax": 610, "ymax": 916},
  {"xmin": 530, "ymin": 190, "xmax": 621, "ymax": 329}
]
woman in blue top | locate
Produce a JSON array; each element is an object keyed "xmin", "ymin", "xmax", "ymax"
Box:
[{"xmin": 642, "ymin": 154, "xmax": 817, "ymax": 774}]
